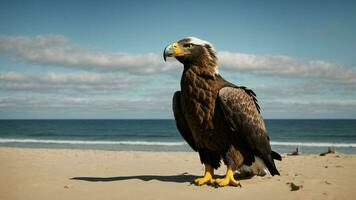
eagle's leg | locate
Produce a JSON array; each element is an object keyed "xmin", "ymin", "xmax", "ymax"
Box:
[
  {"xmin": 215, "ymin": 167, "xmax": 241, "ymax": 187},
  {"xmin": 194, "ymin": 164, "xmax": 215, "ymax": 185}
]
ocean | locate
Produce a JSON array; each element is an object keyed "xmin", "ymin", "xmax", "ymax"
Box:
[{"xmin": 0, "ymin": 119, "xmax": 355, "ymax": 153}]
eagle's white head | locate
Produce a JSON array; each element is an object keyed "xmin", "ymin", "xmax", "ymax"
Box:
[{"xmin": 163, "ymin": 37, "xmax": 218, "ymax": 73}]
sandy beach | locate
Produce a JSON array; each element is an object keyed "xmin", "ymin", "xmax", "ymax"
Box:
[{"xmin": 0, "ymin": 147, "xmax": 355, "ymax": 200}]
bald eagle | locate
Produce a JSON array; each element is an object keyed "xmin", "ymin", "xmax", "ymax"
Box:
[{"xmin": 163, "ymin": 37, "xmax": 281, "ymax": 187}]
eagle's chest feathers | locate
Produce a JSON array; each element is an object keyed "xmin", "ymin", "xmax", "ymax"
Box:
[{"xmin": 180, "ymin": 66, "xmax": 219, "ymax": 135}]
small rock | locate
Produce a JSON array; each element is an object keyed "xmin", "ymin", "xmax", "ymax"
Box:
[
  {"xmin": 335, "ymin": 165, "xmax": 343, "ymax": 168},
  {"xmin": 320, "ymin": 147, "xmax": 336, "ymax": 156},
  {"xmin": 324, "ymin": 180, "xmax": 331, "ymax": 185},
  {"xmin": 64, "ymin": 185, "xmax": 69, "ymax": 189},
  {"xmin": 324, "ymin": 165, "xmax": 328, "ymax": 168},
  {"xmin": 287, "ymin": 182, "xmax": 303, "ymax": 191},
  {"xmin": 288, "ymin": 147, "xmax": 301, "ymax": 156}
]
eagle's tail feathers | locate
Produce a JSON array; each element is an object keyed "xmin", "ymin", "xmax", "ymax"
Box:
[{"xmin": 265, "ymin": 159, "xmax": 280, "ymax": 176}]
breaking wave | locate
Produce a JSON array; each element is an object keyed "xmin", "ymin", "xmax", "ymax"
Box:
[{"xmin": 0, "ymin": 138, "xmax": 185, "ymax": 146}]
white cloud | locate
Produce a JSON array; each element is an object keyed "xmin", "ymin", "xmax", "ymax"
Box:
[
  {"xmin": 1, "ymin": 34, "xmax": 355, "ymax": 86},
  {"xmin": 260, "ymin": 99, "xmax": 356, "ymax": 119},
  {"xmin": 1, "ymin": 95, "xmax": 355, "ymax": 119},
  {"xmin": 2, "ymin": 92, "xmax": 353, "ymax": 111},
  {"xmin": 2, "ymin": 35, "xmax": 355, "ymax": 118},
  {"xmin": 252, "ymin": 80, "xmax": 336, "ymax": 98},
  {"xmin": 265, "ymin": 99, "xmax": 356, "ymax": 108},
  {"xmin": 0, "ymin": 95, "xmax": 173, "ymax": 119},
  {"xmin": 0, "ymin": 71, "xmax": 144, "ymax": 93},
  {"xmin": 218, "ymin": 52, "xmax": 356, "ymax": 85},
  {"xmin": 0, "ymin": 35, "xmax": 177, "ymax": 74},
  {"xmin": 0, "ymin": 95, "xmax": 170, "ymax": 112}
]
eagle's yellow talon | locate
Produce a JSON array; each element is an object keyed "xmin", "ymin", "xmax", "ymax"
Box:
[
  {"xmin": 194, "ymin": 176, "xmax": 215, "ymax": 185},
  {"xmin": 215, "ymin": 167, "xmax": 241, "ymax": 187},
  {"xmin": 194, "ymin": 164, "xmax": 215, "ymax": 186}
]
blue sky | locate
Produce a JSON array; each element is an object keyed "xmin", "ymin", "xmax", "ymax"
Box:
[{"xmin": 0, "ymin": 0, "xmax": 356, "ymax": 119}]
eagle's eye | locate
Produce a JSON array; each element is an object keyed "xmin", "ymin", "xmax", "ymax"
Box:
[{"xmin": 183, "ymin": 43, "xmax": 193, "ymax": 49}]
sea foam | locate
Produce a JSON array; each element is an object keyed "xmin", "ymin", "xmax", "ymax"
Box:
[{"xmin": 0, "ymin": 138, "xmax": 185, "ymax": 146}]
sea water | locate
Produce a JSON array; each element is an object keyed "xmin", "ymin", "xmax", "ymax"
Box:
[{"xmin": 0, "ymin": 119, "xmax": 355, "ymax": 153}]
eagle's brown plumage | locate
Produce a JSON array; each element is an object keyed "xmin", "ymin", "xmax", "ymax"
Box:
[{"xmin": 165, "ymin": 37, "xmax": 281, "ymax": 182}]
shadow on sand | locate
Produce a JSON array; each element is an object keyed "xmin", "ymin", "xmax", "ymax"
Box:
[
  {"xmin": 71, "ymin": 172, "xmax": 253, "ymax": 184},
  {"xmin": 71, "ymin": 172, "xmax": 198, "ymax": 184}
]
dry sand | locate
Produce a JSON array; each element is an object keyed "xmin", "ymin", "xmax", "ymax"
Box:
[{"xmin": 0, "ymin": 147, "xmax": 355, "ymax": 200}]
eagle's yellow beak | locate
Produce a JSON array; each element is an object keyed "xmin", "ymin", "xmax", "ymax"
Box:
[{"xmin": 163, "ymin": 42, "xmax": 189, "ymax": 61}]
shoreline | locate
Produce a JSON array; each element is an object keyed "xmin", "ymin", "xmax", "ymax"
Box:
[
  {"xmin": 1, "ymin": 144, "xmax": 355, "ymax": 154},
  {"xmin": 1, "ymin": 147, "xmax": 355, "ymax": 200}
]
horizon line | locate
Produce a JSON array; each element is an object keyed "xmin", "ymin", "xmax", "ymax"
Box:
[{"xmin": 0, "ymin": 118, "xmax": 355, "ymax": 120}]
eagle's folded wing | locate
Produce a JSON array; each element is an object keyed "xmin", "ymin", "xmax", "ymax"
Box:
[
  {"xmin": 218, "ymin": 87, "xmax": 280, "ymax": 175},
  {"xmin": 173, "ymin": 91, "xmax": 197, "ymax": 151}
]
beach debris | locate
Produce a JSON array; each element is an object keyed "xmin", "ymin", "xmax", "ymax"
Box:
[
  {"xmin": 320, "ymin": 147, "xmax": 336, "ymax": 156},
  {"xmin": 64, "ymin": 185, "xmax": 69, "ymax": 189},
  {"xmin": 287, "ymin": 182, "xmax": 303, "ymax": 191},
  {"xmin": 288, "ymin": 147, "xmax": 301, "ymax": 156},
  {"xmin": 324, "ymin": 165, "xmax": 328, "ymax": 168},
  {"xmin": 324, "ymin": 180, "xmax": 331, "ymax": 185},
  {"xmin": 335, "ymin": 165, "xmax": 343, "ymax": 168}
]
